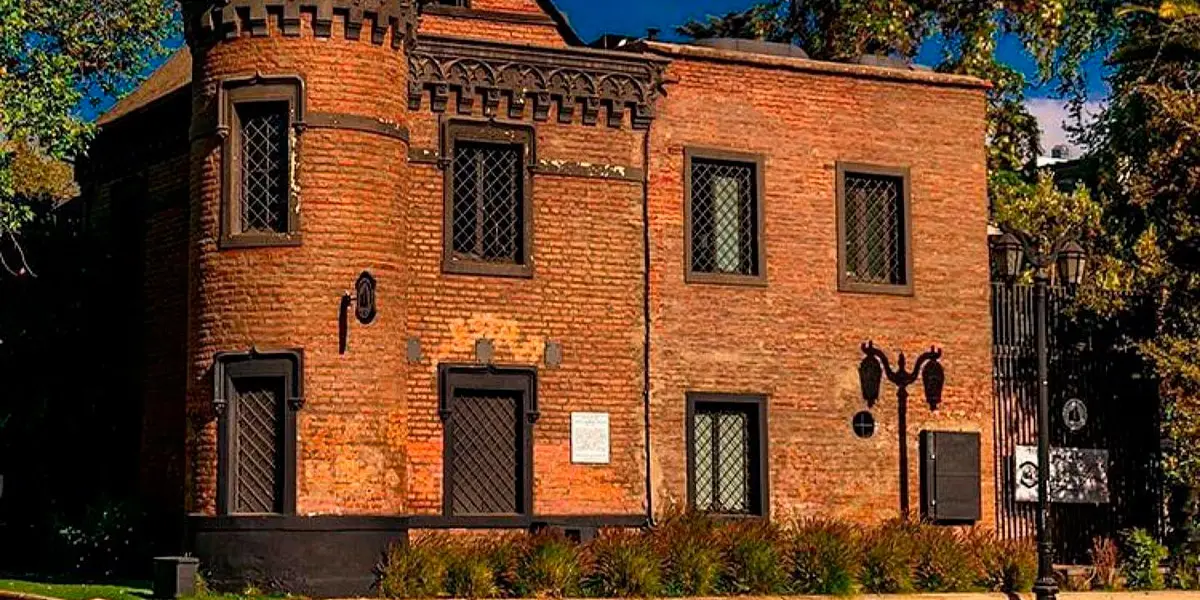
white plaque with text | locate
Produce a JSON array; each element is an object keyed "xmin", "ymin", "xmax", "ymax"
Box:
[{"xmin": 571, "ymin": 412, "xmax": 610, "ymax": 464}]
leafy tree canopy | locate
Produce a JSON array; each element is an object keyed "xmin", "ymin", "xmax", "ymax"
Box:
[{"xmin": 0, "ymin": 0, "xmax": 177, "ymax": 273}]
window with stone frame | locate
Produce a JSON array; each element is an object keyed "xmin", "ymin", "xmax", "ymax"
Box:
[
  {"xmin": 687, "ymin": 394, "xmax": 768, "ymax": 516},
  {"xmin": 685, "ymin": 149, "xmax": 766, "ymax": 285},
  {"xmin": 443, "ymin": 122, "xmax": 534, "ymax": 277},
  {"xmin": 837, "ymin": 163, "xmax": 912, "ymax": 294},
  {"xmin": 219, "ymin": 77, "xmax": 303, "ymax": 249}
]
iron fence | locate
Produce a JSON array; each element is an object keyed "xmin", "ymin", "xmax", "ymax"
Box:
[{"xmin": 991, "ymin": 282, "xmax": 1163, "ymax": 562}]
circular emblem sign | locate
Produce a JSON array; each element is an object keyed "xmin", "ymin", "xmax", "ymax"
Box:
[
  {"xmin": 355, "ymin": 271, "xmax": 377, "ymax": 325},
  {"xmin": 1063, "ymin": 398, "xmax": 1088, "ymax": 432},
  {"xmin": 1018, "ymin": 460, "xmax": 1039, "ymax": 490}
]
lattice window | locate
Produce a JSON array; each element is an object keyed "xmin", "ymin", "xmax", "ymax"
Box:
[
  {"xmin": 691, "ymin": 400, "xmax": 763, "ymax": 515},
  {"xmin": 451, "ymin": 142, "xmax": 524, "ymax": 265},
  {"xmin": 232, "ymin": 377, "xmax": 285, "ymax": 514},
  {"xmin": 689, "ymin": 158, "xmax": 760, "ymax": 276},
  {"xmin": 237, "ymin": 102, "xmax": 290, "ymax": 234},
  {"xmin": 448, "ymin": 390, "xmax": 523, "ymax": 515},
  {"xmin": 843, "ymin": 171, "xmax": 907, "ymax": 286}
]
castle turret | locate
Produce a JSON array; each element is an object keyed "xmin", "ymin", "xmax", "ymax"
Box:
[{"xmin": 182, "ymin": 1, "xmax": 415, "ymax": 592}]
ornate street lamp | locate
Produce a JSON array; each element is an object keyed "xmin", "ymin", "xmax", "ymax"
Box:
[
  {"xmin": 859, "ymin": 341, "xmax": 944, "ymax": 519},
  {"xmin": 991, "ymin": 229, "xmax": 1088, "ymax": 600}
]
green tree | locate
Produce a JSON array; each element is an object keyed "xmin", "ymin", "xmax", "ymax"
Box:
[
  {"xmin": 1080, "ymin": 0, "xmax": 1200, "ymax": 531},
  {"xmin": 0, "ymin": 0, "xmax": 178, "ymax": 274}
]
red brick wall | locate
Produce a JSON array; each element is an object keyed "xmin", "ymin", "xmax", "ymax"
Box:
[
  {"xmin": 96, "ymin": 11, "xmax": 995, "ymax": 527},
  {"xmin": 402, "ymin": 111, "xmax": 648, "ymax": 516},
  {"xmin": 186, "ymin": 15, "xmax": 411, "ymax": 515},
  {"xmin": 646, "ymin": 53, "xmax": 994, "ymax": 524},
  {"xmin": 79, "ymin": 93, "xmax": 192, "ymax": 516},
  {"xmin": 417, "ymin": 0, "xmax": 570, "ymax": 46}
]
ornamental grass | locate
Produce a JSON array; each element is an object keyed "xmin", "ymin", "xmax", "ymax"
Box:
[{"xmin": 378, "ymin": 516, "xmax": 1036, "ymax": 598}]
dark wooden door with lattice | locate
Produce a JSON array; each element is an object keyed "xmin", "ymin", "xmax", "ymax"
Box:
[
  {"xmin": 231, "ymin": 376, "xmax": 286, "ymax": 514},
  {"xmin": 447, "ymin": 389, "xmax": 525, "ymax": 516}
]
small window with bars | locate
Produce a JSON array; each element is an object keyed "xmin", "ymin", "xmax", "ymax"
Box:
[
  {"xmin": 687, "ymin": 394, "xmax": 768, "ymax": 516},
  {"xmin": 220, "ymin": 77, "xmax": 302, "ymax": 249},
  {"xmin": 237, "ymin": 102, "xmax": 290, "ymax": 234},
  {"xmin": 443, "ymin": 123, "xmax": 534, "ymax": 277},
  {"xmin": 215, "ymin": 350, "xmax": 301, "ymax": 516},
  {"xmin": 686, "ymin": 150, "xmax": 765, "ymax": 284},
  {"xmin": 838, "ymin": 164, "xmax": 912, "ymax": 294}
]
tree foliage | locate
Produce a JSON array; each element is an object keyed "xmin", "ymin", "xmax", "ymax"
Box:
[
  {"xmin": 0, "ymin": 0, "xmax": 177, "ymax": 274},
  {"xmin": 1081, "ymin": 2, "xmax": 1200, "ymax": 495}
]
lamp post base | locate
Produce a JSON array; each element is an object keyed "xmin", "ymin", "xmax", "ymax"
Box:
[{"xmin": 1033, "ymin": 576, "xmax": 1059, "ymax": 600}]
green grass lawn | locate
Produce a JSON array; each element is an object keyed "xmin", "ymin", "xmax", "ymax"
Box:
[
  {"xmin": 0, "ymin": 579, "xmax": 299, "ymax": 600},
  {"xmin": 0, "ymin": 579, "xmax": 150, "ymax": 600}
]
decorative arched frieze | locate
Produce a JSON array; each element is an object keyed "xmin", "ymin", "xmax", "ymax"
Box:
[{"xmin": 409, "ymin": 36, "xmax": 667, "ymax": 129}]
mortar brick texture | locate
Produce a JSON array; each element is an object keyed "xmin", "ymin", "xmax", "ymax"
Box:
[
  {"xmin": 186, "ymin": 18, "xmax": 411, "ymax": 516},
  {"xmin": 646, "ymin": 57, "xmax": 994, "ymax": 524},
  {"xmin": 82, "ymin": 1, "xmax": 994, "ymax": 527}
]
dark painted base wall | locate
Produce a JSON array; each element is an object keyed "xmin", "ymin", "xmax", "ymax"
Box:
[
  {"xmin": 189, "ymin": 516, "xmax": 409, "ymax": 598},
  {"xmin": 188, "ymin": 514, "xmax": 646, "ymax": 598}
]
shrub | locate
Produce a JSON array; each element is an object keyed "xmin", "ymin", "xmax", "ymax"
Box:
[
  {"xmin": 912, "ymin": 525, "xmax": 984, "ymax": 592},
  {"xmin": 52, "ymin": 497, "xmax": 149, "ymax": 579},
  {"xmin": 997, "ymin": 537, "xmax": 1037, "ymax": 592},
  {"xmin": 585, "ymin": 529, "xmax": 663, "ymax": 597},
  {"xmin": 786, "ymin": 519, "xmax": 861, "ymax": 595},
  {"xmin": 1169, "ymin": 548, "xmax": 1200, "ymax": 590},
  {"xmin": 718, "ymin": 519, "xmax": 788, "ymax": 595},
  {"xmin": 515, "ymin": 529, "xmax": 583, "ymax": 598},
  {"xmin": 1090, "ymin": 536, "xmax": 1121, "ymax": 590},
  {"xmin": 652, "ymin": 510, "xmax": 722, "ymax": 597},
  {"xmin": 446, "ymin": 539, "xmax": 510, "ymax": 599},
  {"xmin": 1121, "ymin": 528, "xmax": 1167, "ymax": 590},
  {"xmin": 379, "ymin": 534, "xmax": 450, "ymax": 599},
  {"xmin": 859, "ymin": 519, "xmax": 917, "ymax": 593}
]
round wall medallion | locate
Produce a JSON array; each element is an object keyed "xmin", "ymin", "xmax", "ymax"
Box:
[
  {"xmin": 354, "ymin": 271, "xmax": 377, "ymax": 325},
  {"xmin": 1063, "ymin": 398, "xmax": 1088, "ymax": 432},
  {"xmin": 852, "ymin": 411, "xmax": 876, "ymax": 439}
]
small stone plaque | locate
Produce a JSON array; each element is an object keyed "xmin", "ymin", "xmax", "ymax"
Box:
[
  {"xmin": 475, "ymin": 338, "xmax": 494, "ymax": 364},
  {"xmin": 571, "ymin": 412, "xmax": 610, "ymax": 465},
  {"xmin": 544, "ymin": 341, "xmax": 563, "ymax": 368}
]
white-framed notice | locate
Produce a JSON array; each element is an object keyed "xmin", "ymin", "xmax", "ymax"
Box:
[{"xmin": 571, "ymin": 412, "xmax": 610, "ymax": 464}]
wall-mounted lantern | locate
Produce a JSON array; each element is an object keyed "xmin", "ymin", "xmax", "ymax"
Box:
[
  {"xmin": 339, "ymin": 271, "xmax": 377, "ymax": 355},
  {"xmin": 859, "ymin": 340, "xmax": 945, "ymax": 519}
]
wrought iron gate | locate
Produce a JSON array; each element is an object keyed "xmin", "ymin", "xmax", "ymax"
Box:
[{"xmin": 991, "ymin": 282, "xmax": 1163, "ymax": 562}]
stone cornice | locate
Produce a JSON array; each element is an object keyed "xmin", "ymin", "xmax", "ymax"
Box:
[
  {"xmin": 183, "ymin": 0, "xmax": 418, "ymax": 49},
  {"xmin": 408, "ymin": 36, "xmax": 668, "ymax": 130}
]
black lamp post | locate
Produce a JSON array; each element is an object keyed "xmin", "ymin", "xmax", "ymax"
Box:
[
  {"xmin": 859, "ymin": 341, "xmax": 945, "ymax": 519},
  {"xmin": 991, "ymin": 230, "xmax": 1087, "ymax": 600}
]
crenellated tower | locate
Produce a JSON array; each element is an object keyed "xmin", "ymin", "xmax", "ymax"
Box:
[{"xmin": 181, "ymin": 0, "xmax": 416, "ymax": 524}]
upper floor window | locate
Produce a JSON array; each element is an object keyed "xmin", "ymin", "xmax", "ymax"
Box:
[
  {"xmin": 219, "ymin": 76, "xmax": 304, "ymax": 249},
  {"xmin": 685, "ymin": 149, "xmax": 766, "ymax": 285},
  {"xmin": 837, "ymin": 163, "xmax": 912, "ymax": 295},
  {"xmin": 687, "ymin": 393, "xmax": 768, "ymax": 517},
  {"xmin": 443, "ymin": 121, "xmax": 534, "ymax": 278}
]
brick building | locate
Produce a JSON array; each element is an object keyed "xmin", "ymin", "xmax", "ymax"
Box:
[{"xmin": 76, "ymin": 0, "xmax": 993, "ymax": 594}]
